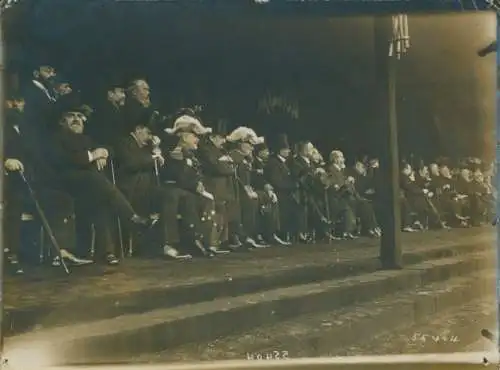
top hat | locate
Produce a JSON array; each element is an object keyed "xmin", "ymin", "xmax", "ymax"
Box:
[
  {"xmin": 270, "ymin": 133, "xmax": 290, "ymax": 152},
  {"xmin": 52, "ymin": 94, "xmax": 87, "ymax": 120},
  {"xmin": 254, "ymin": 142, "xmax": 268, "ymax": 153}
]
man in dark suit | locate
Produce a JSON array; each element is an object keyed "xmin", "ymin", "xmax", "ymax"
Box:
[
  {"xmin": 323, "ymin": 150, "xmax": 358, "ymax": 239},
  {"xmin": 122, "ymin": 79, "xmax": 156, "ymax": 134},
  {"xmin": 45, "ymin": 100, "xmax": 154, "ymax": 266},
  {"xmin": 252, "ymin": 142, "xmax": 289, "ymax": 246},
  {"xmin": 197, "ymin": 125, "xmax": 244, "ymax": 250},
  {"xmin": 400, "ymin": 163, "xmax": 444, "ymax": 230},
  {"xmin": 162, "ymin": 115, "xmax": 228, "ymax": 256},
  {"xmin": 87, "ymin": 84, "xmax": 126, "ymax": 147},
  {"xmin": 21, "ymin": 64, "xmax": 58, "ymax": 182},
  {"xmin": 264, "ymin": 134, "xmax": 302, "ymax": 242},
  {"xmin": 290, "ymin": 141, "xmax": 333, "ymax": 241},
  {"xmin": 5, "ymin": 95, "xmax": 92, "ymax": 272},
  {"xmin": 114, "ymin": 117, "xmax": 196, "ymax": 260},
  {"xmin": 226, "ymin": 127, "xmax": 270, "ymax": 249}
]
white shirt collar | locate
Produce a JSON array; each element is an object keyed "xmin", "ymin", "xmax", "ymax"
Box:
[
  {"xmin": 277, "ymin": 155, "xmax": 286, "ymax": 163},
  {"xmin": 301, "ymin": 156, "xmax": 311, "ymax": 165},
  {"xmin": 32, "ymin": 79, "xmax": 56, "ymax": 102}
]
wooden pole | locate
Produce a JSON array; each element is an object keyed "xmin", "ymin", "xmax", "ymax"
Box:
[
  {"xmin": 374, "ymin": 16, "xmax": 402, "ymax": 269},
  {"xmin": 0, "ymin": 11, "xmax": 6, "ymax": 361}
]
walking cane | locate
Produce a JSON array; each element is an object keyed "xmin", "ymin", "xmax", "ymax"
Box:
[
  {"xmin": 154, "ymin": 158, "xmax": 160, "ymax": 186},
  {"xmin": 110, "ymin": 159, "xmax": 125, "ymax": 259},
  {"xmin": 324, "ymin": 189, "xmax": 332, "ymax": 244},
  {"xmin": 19, "ymin": 172, "xmax": 70, "ymax": 275}
]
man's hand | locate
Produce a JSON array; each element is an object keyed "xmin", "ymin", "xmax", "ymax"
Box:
[
  {"xmin": 196, "ymin": 182, "xmax": 205, "ymax": 194},
  {"xmin": 269, "ymin": 191, "xmax": 278, "ymax": 203},
  {"xmin": 264, "ymin": 184, "xmax": 273, "ymax": 193},
  {"xmin": 151, "ymin": 136, "xmax": 161, "ymax": 147},
  {"xmin": 92, "ymin": 148, "xmax": 109, "ymax": 160},
  {"xmin": 153, "ymin": 153, "xmax": 165, "ymax": 167},
  {"xmin": 96, "ymin": 158, "xmax": 107, "ymax": 171},
  {"xmin": 5, "ymin": 158, "xmax": 24, "ymax": 172}
]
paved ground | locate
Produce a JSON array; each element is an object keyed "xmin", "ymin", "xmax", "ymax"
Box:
[
  {"xmin": 4, "ymin": 227, "xmax": 492, "ymax": 312},
  {"xmin": 5, "ymin": 228, "xmax": 492, "ymax": 308}
]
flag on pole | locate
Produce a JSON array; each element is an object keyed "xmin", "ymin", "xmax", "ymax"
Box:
[{"xmin": 389, "ymin": 14, "xmax": 410, "ymax": 59}]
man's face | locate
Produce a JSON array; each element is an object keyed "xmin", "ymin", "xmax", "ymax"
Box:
[
  {"xmin": 182, "ymin": 132, "xmax": 199, "ymax": 150},
  {"xmin": 131, "ymin": 80, "xmax": 150, "ymax": 105},
  {"xmin": 402, "ymin": 165, "xmax": 412, "ymax": 176},
  {"xmin": 420, "ymin": 166, "xmax": 429, "ymax": 178},
  {"xmin": 55, "ymin": 83, "xmax": 72, "ymax": 96},
  {"xmin": 240, "ymin": 142, "xmax": 253, "ymax": 157},
  {"xmin": 14, "ymin": 99, "xmax": 25, "ymax": 112},
  {"xmin": 257, "ymin": 148, "xmax": 270, "ymax": 161},
  {"xmin": 310, "ymin": 148, "xmax": 322, "ymax": 163},
  {"xmin": 279, "ymin": 148, "xmax": 291, "ymax": 158},
  {"xmin": 60, "ymin": 111, "xmax": 85, "ymax": 134},
  {"xmin": 440, "ymin": 166, "xmax": 451, "ymax": 178},
  {"xmin": 108, "ymin": 88, "xmax": 126, "ymax": 106},
  {"xmin": 473, "ymin": 171, "xmax": 484, "ymax": 183},
  {"xmin": 429, "ymin": 164, "xmax": 439, "ymax": 176},
  {"xmin": 300, "ymin": 142, "xmax": 312, "ymax": 157},
  {"xmin": 38, "ymin": 66, "xmax": 56, "ymax": 81},
  {"xmin": 332, "ymin": 152, "xmax": 345, "ymax": 166},
  {"xmin": 211, "ymin": 135, "xmax": 226, "ymax": 149},
  {"xmin": 135, "ymin": 126, "xmax": 152, "ymax": 145},
  {"xmin": 355, "ymin": 161, "xmax": 365, "ymax": 174},
  {"xmin": 369, "ymin": 159, "xmax": 379, "ymax": 169},
  {"xmin": 460, "ymin": 169, "xmax": 471, "ymax": 181}
]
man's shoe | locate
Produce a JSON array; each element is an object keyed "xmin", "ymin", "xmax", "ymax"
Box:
[
  {"xmin": 272, "ymin": 234, "xmax": 291, "ymax": 246},
  {"xmin": 106, "ymin": 254, "xmax": 120, "ymax": 266},
  {"xmin": 163, "ymin": 245, "xmax": 192, "ymax": 261},
  {"xmin": 60, "ymin": 249, "xmax": 94, "ymax": 266}
]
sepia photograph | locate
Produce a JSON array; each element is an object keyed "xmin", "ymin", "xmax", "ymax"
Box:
[{"xmin": 0, "ymin": 2, "xmax": 497, "ymax": 368}]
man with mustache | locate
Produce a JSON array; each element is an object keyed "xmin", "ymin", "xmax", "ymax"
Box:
[{"xmin": 45, "ymin": 99, "xmax": 155, "ymax": 266}]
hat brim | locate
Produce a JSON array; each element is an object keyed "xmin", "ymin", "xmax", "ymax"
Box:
[
  {"xmin": 249, "ymin": 136, "xmax": 265, "ymax": 145},
  {"xmin": 165, "ymin": 126, "xmax": 212, "ymax": 135}
]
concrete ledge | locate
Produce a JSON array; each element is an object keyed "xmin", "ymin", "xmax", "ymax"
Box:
[
  {"xmin": 126, "ymin": 274, "xmax": 496, "ymax": 362},
  {"xmin": 4, "ymin": 238, "xmax": 492, "ymax": 335},
  {"xmin": 7, "ymin": 250, "xmax": 493, "ymax": 365}
]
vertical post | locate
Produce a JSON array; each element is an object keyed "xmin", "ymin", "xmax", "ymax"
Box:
[
  {"xmin": 0, "ymin": 12, "xmax": 5, "ymax": 362},
  {"xmin": 374, "ymin": 16, "xmax": 402, "ymax": 269}
]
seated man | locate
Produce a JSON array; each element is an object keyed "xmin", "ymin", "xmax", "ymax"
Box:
[
  {"xmin": 162, "ymin": 115, "xmax": 227, "ymax": 256},
  {"xmin": 251, "ymin": 142, "xmax": 289, "ymax": 246},
  {"xmin": 114, "ymin": 116, "xmax": 196, "ymax": 260},
  {"xmin": 264, "ymin": 134, "xmax": 304, "ymax": 242},
  {"xmin": 45, "ymin": 99, "xmax": 154, "ymax": 266},
  {"xmin": 400, "ymin": 163, "xmax": 445, "ymax": 230},
  {"xmin": 323, "ymin": 150, "xmax": 358, "ymax": 239},
  {"xmin": 226, "ymin": 126, "xmax": 271, "ymax": 248}
]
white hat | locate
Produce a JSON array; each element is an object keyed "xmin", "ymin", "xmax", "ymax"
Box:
[
  {"xmin": 165, "ymin": 115, "xmax": 212, "ymax": 135},
  {"xmin": 226, "ymin": 126, "xmax": 264, "ymax": 145}
]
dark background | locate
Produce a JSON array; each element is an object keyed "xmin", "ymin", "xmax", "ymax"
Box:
[{"xmin": 3, "ymin": 3, "xmax": 496, "ymax": 162}]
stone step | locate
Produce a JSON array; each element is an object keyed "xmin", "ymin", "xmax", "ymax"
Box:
[
  {"xmin": 122, "ymin": 273, "xmax": 497, "ymax": 362},
  {"xmin": 4, "ymin": 232, "xmax": 492, "ymax": 335},
  {"xmin": 6, "ymin": 249, "xmax": 494, "ymax": 365},
  {"xmin": 332, "ymin": 295, "xmax": 497, "ymax": 356}
]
